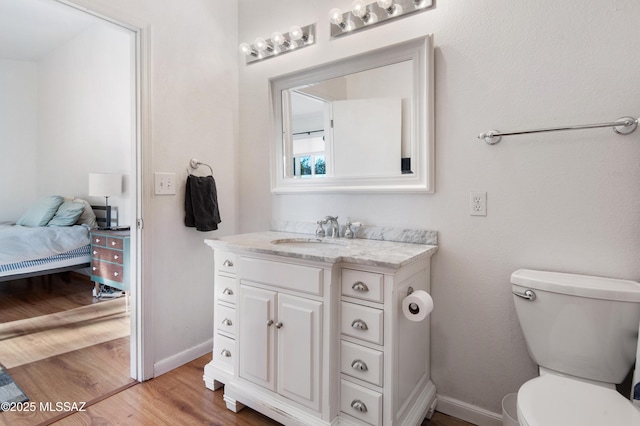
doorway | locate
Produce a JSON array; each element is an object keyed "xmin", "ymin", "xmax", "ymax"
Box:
[{"xmin": 0, "ymin": 0, "xmax": 147, "ymax": 420}]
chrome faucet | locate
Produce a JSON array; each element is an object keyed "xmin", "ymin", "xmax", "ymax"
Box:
[{"xmin": 322, "ymin": 216, "xmax": 340, "ymax": 238}]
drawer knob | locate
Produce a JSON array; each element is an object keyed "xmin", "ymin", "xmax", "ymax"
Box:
[
  {"xmin": 222, "ymin": 288, "xmax": 234, "ymax": 295},
  {"xmin": 351, "ymin": 359, "xmax": 368, "ymax": 372},
  {"xmin": 95, "ymin": 238, "xmax": 101, "ymax": 243},
  {"xmin": 351, "ymin": 319, "xmax": 368, "ymax": 331},
  {"xmin": 351, "ymin": 400, "xmax": 368, "ymax": 413},
  {"xmin": 275, "ymin": 322, "xmax": 283, "ymax": 329},
  {"xmin": 111, "ymin": 241, "xmax": 117, "ymax": 246},
  {"xmin": 92, "ymin": 267, "xmax": 97, "ymax": 271},
  {"xmin": 223, "ymin": 259, "xmax": 234, "ymax": 267},
  {"xmin": 93, "ymin": 251, "xmax": 98, "ymax": 255},
  {"xmin": 114, "ymin": 272, "xmax": 119, "ymax": 277},
  {"xmin": 352, "ymin": 281, "xmax": 369, "ymax": 292},
  {"xmin": 222, "ymin": 318, "xmax": 232, "ymax": 326},
  {"xmin": 220, "ymin": 349, "xmax": 231, "ymax": 358},
  {"xmin": 114, "ymin": 255, "xmax": 119, "ymax": 260}
]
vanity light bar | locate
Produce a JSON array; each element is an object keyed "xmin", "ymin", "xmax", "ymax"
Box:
[
  {"xmin": 329, "ymin": 0, "xmax": 433, "ymax": 38},
  {"xmin": 239, "ymin": 24, "xmax": 316, "ymax": 65}
]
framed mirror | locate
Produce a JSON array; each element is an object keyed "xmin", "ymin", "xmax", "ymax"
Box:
[{"xmin": 270, "ymin": 35, "xmax": 433, "ymax": 193}]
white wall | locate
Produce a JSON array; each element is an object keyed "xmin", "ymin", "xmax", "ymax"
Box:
[
  {"xmin": 0, "ymin": 59, "xmax": 38, "ymax": 221},
  {"xmin": 238, "ymin": 0, "xmax": 640, "ymax": 417},
  {"xmin": 37, "ymin": 22, "xmax": 132, "ymax": 224},
  {"xmin": 75, "ymin": 0, "xmax": 240, "ymax": 370}
]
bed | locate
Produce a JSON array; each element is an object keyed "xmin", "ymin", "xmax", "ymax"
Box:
[{"xmin": 0, "ymin": 196, "xmax": 98, "ymax": 283}]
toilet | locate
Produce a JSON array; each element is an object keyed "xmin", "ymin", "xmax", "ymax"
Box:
[{"xmin": 511, "ymin": 269, "xmax": 640, "ymax": 426}]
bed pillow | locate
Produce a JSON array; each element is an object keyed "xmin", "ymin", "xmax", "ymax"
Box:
[
  {"xmin": 47, "ymin": 201, "xmax": 85, "ymax": 226},
  {"xmin": 16, "ymin": 195, "xmax": 64, "ymax": 227},
  {"xmin": 72, "ymin": 198, "xmax": 98, "ymax": 229}
]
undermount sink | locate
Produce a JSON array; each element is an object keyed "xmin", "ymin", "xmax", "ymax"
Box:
[{"xmin": 270, "ymin": 238, "xmax": 348, "ymax": 248}]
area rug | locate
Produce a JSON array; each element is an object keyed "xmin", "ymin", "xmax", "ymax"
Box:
[{"xmin": 0, "ymin": 367, "xmax": 28, "ymax": 409}]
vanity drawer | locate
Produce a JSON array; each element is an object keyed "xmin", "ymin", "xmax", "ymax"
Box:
[
  {"xmin": 341, "ymin": 269, "xmax": 383, "ymax": 303},
  {"xmin": 240, "ymin": 256, "xmax": 323, "ymax": 296},
  {"xmin": 215, "ymin": 251, "xmax": 237, "ymax": 275},
  {"xmin": 216, "ymin": 274, "xmax": 237, "ymax": 305},
  {"xmin": 341, "ymin": 340, "xmax": 383, "ymax": 387},
  {"xmin": 341, "ymin": 302, "xmax": 384, "ymax": 345},
  {"xmin": 213, "ymin": 333, "xmax": 235, "ymax": 373},
  {"xmin": 215, "ymin": 303, "xmax": 236, "ymax": 336},
  {"xmin": 341, "ymin": 379, "xmax": 382, "ymax": 426}
]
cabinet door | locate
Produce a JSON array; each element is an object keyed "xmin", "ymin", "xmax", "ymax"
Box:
[
  {"xmin": 277, "ymin": 294, "xmax": 322, "ymax": 411},
  {"xmin": 239, "ymin": 285, "xmax": 276, "ymax": 391}
]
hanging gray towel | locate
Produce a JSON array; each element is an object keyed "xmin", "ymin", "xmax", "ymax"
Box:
[{"xmin": 185, "ymin": 174, "xmax": 221, "ymax": 232}]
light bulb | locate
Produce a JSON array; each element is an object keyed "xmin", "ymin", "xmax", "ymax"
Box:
[
  {"xmin": 238, "ymin": 42, "xmax": 254, "ymax": 56},
  {"xmin": 289, "ymin": 25, "xmax": 304, "ymax": 41},
  {"xmin": 329, "ymin": 8, "xmax": 344, "ymax": 26},
  {"xmin": 352, "ymin": 0, "xmax": 367, "ymax": 18},
  {"xmin": 254, "ymin": 37, "xmax": 268, "ymax": 51},
  {"xmin": 271, "ymin": 31, "xmax": 285, "ymax": 46}
]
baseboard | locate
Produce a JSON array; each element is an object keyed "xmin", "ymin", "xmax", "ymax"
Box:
[
  {"xmin": 153, "ymin": 338, "xmax": 213, "ymax": 377},
  {"xmin": 436, "ymin": 394, "xmax": 503, "ymax": 426}
]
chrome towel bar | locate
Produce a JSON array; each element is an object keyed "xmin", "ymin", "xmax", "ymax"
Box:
[{"xmin": 478, "ymin": 116, "xmax": 638, "ymax": 145}]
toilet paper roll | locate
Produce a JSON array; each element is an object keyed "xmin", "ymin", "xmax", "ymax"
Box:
[{"xmin": 402, "ymin": 290, "xmax": 433, "ymax": 322}]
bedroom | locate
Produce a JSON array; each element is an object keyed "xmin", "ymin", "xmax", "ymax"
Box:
[{"xmin": 0, "ymin": 0, "xmax": 136, "ymax": 416}]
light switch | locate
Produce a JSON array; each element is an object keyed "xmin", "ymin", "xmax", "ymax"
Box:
[{"xmin": 154, "ymin": 172, "xmax": 176, "ymax": 195}]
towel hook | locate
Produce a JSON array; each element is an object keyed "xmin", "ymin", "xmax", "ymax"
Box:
[{"xmin": 188, "ymin": 158, "xmax": 213, "ymax": 176}]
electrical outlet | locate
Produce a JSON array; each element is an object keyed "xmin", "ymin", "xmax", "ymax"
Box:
[
  {"xmin": 154, "ymin": 172, "xmax": 176, "ymax": 195},
  {"xmin": 470, "ymin": 191, "xmax": 487, "ymax": 216}
]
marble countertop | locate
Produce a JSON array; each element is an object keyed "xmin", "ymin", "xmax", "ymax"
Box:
[{"xmin": 204, "ymin": 230, "xmax": 438, "ymax": 269}]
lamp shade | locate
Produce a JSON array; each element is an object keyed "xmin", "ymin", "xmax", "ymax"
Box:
[{"xmin": 89, "ymin": 173, "xmax": 122, "ymax": 197}]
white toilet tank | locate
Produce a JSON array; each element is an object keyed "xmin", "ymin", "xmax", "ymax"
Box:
[{"xmin": 511, "ymin": 269, "xmax": 640, "ymax": 385}]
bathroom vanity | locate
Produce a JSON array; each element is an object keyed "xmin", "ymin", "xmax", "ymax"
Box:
[{"xmin": 203, "ymin": 226, "xmax": 437, "ymax": 426}]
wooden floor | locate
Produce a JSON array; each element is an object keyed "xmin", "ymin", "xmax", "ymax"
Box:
[
  {"xmin": 57, "ymin": 354, "xmax": 474, "ymax": 425},
  {"xmin": 0, "ymin": 273, "xmax": 133, "ymax": 426}
]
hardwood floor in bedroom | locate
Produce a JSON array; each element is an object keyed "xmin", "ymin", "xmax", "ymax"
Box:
[{"xmin": 0, "ymin": 273, "xmax": 133, "ymax": 426}]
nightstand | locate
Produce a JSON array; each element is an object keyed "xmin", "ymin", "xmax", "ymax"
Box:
[{"xmin": 90, "ymin": 229, "xmax": 130, "ymax": 302}]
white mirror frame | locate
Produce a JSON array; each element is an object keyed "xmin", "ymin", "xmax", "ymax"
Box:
[{"xmin": 270, "ymin": 35, "xmax": 434, "ymax": 193}]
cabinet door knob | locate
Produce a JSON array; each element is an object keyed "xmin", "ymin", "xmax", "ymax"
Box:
[
  {"xmin": 351, "ymin": 359, "xmax": 368, "ymax": 372},
  {"xmin": 220, "ymin": 349, "xmax": 231, "ymax": 357},
  {"xmin": 267, "ymin": 320, "xmax": 274, "ymax": 326},
  {"xmin": 223, "ymin": 259, "xmax": 234, "ymax": 267},
  {"xmin": 352, "ymin": 281, "xmax": 369, "ymax": 292},
  {"xmin": 275, "ymin": 322, "xmax": 283, "ymax": 329},
  {"xmin": 351, "ymin": 400, "xmax": 368, "ymax": 413},
  {"xmin": 222, "ymin": 288, "xmax": 234, "ymax": 295},
  {"xmin": 351, "ymin": 319, "xmax": 368, "ymax": 331},
  {"xmin": 222, "ymin": 318, "xmax": 232, "ymax": 326}
]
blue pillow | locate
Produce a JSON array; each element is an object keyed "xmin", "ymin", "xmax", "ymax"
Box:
[
  {"xmin": 47, "ymin": 201, "xmax": 85, "ymax": 227},
  {"xmin": 16, "ymin": 196, "xmax": 64, "ymax": 227}
]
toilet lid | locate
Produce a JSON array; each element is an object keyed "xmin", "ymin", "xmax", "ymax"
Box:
[{"xmin": 517, "ymin": 375, "xmax": 640, "ymax": 426}]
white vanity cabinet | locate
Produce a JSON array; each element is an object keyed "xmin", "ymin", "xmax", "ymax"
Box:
[{"xmin": 204, "ymin": 232, "xmax": 437, "ymax": 426}]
